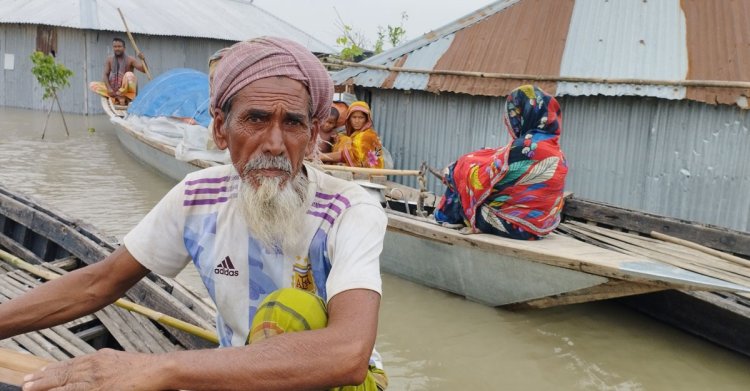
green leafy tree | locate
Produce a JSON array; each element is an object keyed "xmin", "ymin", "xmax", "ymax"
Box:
[
  {"xmin": 30, "ymin": 51, "xmax": 74, "ymax": 138},
  {"xmin": 335, "ymin": 10, "xmax": 408, "ymax": 61},
  {"xmin": 336, "ymin": 25, "xmax": 365, "ymax": 61},
  {"xmin": 375, "ymin": 12, "xmax": 408, "ymax": 54}
]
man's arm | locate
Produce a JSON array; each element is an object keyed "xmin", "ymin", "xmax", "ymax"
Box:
[
  {"xmin": 131, "ymin": 53, "xmax": 146, "ymax": 73},
  {"xmin": 22, "ymin": 288, "xmax": 380, "ymax": 391},
  {"xmin": 0, "ymin": 246, "xmax": 150, "ymax": 339}
]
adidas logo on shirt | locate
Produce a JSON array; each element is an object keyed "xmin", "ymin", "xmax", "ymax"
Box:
[{"xmin": 214, "ymin": 256, "xmax": 238, "ymax": 277}]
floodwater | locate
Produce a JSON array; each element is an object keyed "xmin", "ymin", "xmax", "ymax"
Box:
[{"xmin": 1, "ymin": 107, "xmax": 749, "ymax": 390}]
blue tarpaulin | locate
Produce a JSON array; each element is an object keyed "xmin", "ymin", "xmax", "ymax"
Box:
[{"xmin": 128, "ymin": 68, "xmax": 211, "ymax": 127}]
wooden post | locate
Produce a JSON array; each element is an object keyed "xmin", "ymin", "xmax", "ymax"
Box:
[
  {"xmin": 52, "ymin": 91, "xmax": 69, "ymax": 136},
  {"xmin": 40, "ymin": 102, "xmax": 54, "ymax": 139}
]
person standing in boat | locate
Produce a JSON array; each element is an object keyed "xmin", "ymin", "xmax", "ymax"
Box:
[
  {"xmin": 88, "ymin": 37, "xmax": 146, "ymax": 106},
  {"xmin": 434, "ymin": 85, "xmax": 568, "ymax": 240},
  {"xmin": 1, "ymin": 37, "xmax": 388, "ymax": 391},
  {"xmin": 321, "ymin": 101, "xmax": 385, "ymax": 168}
]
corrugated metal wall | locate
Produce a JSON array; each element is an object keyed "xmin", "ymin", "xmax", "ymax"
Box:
[
  {"xmin": 370, "ymin": 89, "xmax": 750, "ymax": 232},
  {"xmin": 1, "ymin": 24, "xmax": 230, "ymax": 114}
]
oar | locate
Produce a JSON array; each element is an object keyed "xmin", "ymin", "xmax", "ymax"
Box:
[
  {"xmin": 0, "ymin": 347, "xmax": 52, "ymax": 386},
  {"xmin": 116, "ymin": 8, "xmax": 152, "ymax": 80},
  {"xmin": 0, "ymin": 249, "xmax": 218, "ymax": 344}
]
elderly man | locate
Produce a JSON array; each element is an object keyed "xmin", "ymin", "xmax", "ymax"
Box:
[{"xmin": 0, "ymin": 37, "xmax": 388, "ymax": 391}]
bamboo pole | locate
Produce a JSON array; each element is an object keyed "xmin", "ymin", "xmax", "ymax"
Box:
[
  {"xmin": 0, "ymin": 249, "xmax": 218, "ymax": 344},
  {"xmin": 650, "ymin": 231, "xmax": 750, "ymax": 269},
  {"xmin": 325, "ymin": 58, "xmax": 750, "ymax": 89},
  {"xmin": 316, "ymin": 164, "xmax": 420, "ymax": 176},
  {"xmin": 52, "ymin": 91, "xmax": 69, "ymax": 137},
  {"xmin": 40, "ymin": 101, "xmax": 54, "ymax": 139},
  {"xmin": 0, "ymin": 347, "xmax": 52, "ymax": 386},
  {"xmin": 117, "ymin": 8, "xmax": 152, "ymax": 80}
]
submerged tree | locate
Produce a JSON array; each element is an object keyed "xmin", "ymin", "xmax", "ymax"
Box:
[{"xmin": 30, "ymin": 51, "xmax": 74, "ymax": 139}]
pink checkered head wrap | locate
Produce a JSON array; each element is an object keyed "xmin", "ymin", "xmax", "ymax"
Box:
[{"xmin": 210, "ymin": 36, "xmax": 333, "ymax": 123}]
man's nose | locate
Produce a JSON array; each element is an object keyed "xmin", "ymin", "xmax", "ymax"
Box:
[{"xmin": 262, "ymin": 123, "xmax": 285, "ymax": 156}]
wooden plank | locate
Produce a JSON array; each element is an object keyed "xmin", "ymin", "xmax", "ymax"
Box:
[
  {"xmin": 93, "ymin": 307, "xmax": 140, "ymax": 352},
  {"xmin": 563, "ymin": 222, "xmax": 750, "ymax": 289},
  {"xmin": 0, "ymin": 348, "xmax": 52, "ymax": 387},
  {"xmin": 108, "ymin": 307, "xmax": 166, "ymax": 354},
  {"xmin": 25, "ymin": 334, "xmax": 69, "ymax": 361},
  {"xmin": 124, "ymin": 278, "xmax": 217, "ymax": 350},
  {"xmin": 37, "ymin": 329, "xmax": 87, "ymax": 357},
  {"xmin": 507, "ymin": 280, "xmax": 665, "ymax": 309},
  {"xmin": 651, "ymin": 231, "xmax": 750, "ymax": 269},
  {"xmin": 127, "ymin": 310, "xmax": 180, "ymax": 353},
  {"xmin": 566, "ymin": 222, "xmax": 750, "ymax": 285},
  {"xmin": 10, "ymin": 335, "xmax": 56, "ymax": 361},
  {"xmin": 563, "ymin": 197, "xmax": 750, "ymax": 257},
  {"xmin": 0, "ymin": 234, "xmax": 44, "ymax": 265},
  {"xmin": 386, "ymin": 211, "xmax": 743, "ymax": 290}
]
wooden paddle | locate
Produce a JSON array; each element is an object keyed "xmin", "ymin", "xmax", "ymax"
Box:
[
  {"xmin": 0, "ymin": 348, "xmax": 52, "ymax": 387},
  {"xmin": 116, "ymin": 8, "xmax": 152, "ymax": 80},
  {"xmin": 0, "ymin": 250, "xmax": 219, "ymax": 344}
]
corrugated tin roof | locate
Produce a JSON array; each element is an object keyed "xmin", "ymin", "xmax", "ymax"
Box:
[
  {"xmin": 0, "ymin": 0, "xmax": 334, "ymax": 53},
  {"xmin": 333, "ymin": 0, "xmax": 750, "ymax": 108}
]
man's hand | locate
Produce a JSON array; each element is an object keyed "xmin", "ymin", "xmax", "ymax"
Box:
[
  {"xmin": 138, "ymin": 52, "xmax": 145, "ymax": 61},
  {"xmin": 22, "ymin": 349, "xmax": 162, "ymax": 391}
]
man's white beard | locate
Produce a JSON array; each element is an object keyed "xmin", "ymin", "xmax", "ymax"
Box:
[{"xmin": 237, "ymin": 155, "xmax": 309, "ymax": 252}]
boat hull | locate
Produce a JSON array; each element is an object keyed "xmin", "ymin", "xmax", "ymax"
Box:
[
  {"xmin": 382, "ymin": 229, "xmax": 608, "ymax": 306},
  {"xmin": 114, "ymin": 125, "xmax": 199, "ymax": 181}
]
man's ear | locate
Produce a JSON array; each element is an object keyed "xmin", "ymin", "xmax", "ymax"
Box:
[
  {"xmin": 306, "ymin": 118, "xmax": 320, "ymax": 155},
  {"xmin": 212, "ymin": 108, "xmax": 229, "ymax": 150}
]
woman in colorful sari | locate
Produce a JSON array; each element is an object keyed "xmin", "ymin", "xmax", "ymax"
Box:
[
  {"xmin": 434, "ymin": 85, "xmax": 568, "ymax": 240},
  {"xmin": 321, "ymin": 101, "xmax": 384, "ymax": 168}
]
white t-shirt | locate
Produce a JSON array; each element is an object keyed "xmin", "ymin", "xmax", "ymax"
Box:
[{"xmin": 124, "ymin": 163, "xmax": 386, "ymax": 352}]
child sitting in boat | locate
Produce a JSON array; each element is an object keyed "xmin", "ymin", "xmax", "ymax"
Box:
[{"xmin": 434, "ymin": 85, "xmax": 568, "ymax": 240}]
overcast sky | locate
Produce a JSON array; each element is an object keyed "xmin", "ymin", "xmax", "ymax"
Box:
[{"xmin": 253, "ymin": 0, "xmax": 498, "ymax": 51}]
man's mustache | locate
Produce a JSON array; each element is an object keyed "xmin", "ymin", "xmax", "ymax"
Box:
[{"xmin": 243, "ymin": 155, "xmax": 292, "ymax": 176}]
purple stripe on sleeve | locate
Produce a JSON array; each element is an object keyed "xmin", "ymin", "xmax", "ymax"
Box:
[
  {"xmin": 185, "ymin": 176, "xmax": 230, "ymax": 186},
  {"xmin": 311, "ymin": 201, "xmax": 342, "ymax": 214},
  {"xmin": 314, "ymin": 192, "xmax": 351, "ymax": 208},
  {"xmin": 183, "ymin": 197, "xmax": 229, "ymax": 206},
  {"xmin": 184, "ymin": 186, "xmax": 227, "ymax": 195},
  {"xmin": 306, "ymin": 210, "xmax": 335, "ymax": 224}
]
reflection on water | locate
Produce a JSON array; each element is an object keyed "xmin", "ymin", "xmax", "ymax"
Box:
[{"xmin": 2, "ymin": 107, "xmax": 749, "ymax": 390}]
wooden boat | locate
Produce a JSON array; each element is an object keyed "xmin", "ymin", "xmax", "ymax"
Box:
[
  {"xmin": 103, "ymin": 103, "xmax": 748, "ymax": 299},
  {"xmin": 0, "ymin": 183, "xmax": 217, "ymax": 387},
  {"xmin": 101, "ymin": 97, "xmax": 218, "ymax": 180},
  {"xmin": 102, "ymin": 98, "xmax": 750, "ymax": 356}
]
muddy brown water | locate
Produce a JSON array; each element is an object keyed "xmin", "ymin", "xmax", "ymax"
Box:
[{"xmin": 1, "ymin": 107, "xmax": 749, "ymax": 390}]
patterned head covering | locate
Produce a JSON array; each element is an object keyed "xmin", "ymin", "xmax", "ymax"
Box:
[
  {"xmin": 210, "ymin": 36, "xmax": 333, "ymax": 123},
  {"xmin": 503, "ymin": 85, "xmax": 562, "ymax": 139},
  {"xmin": 344, "ymin": 101, "xmax": 373, "ymax": 135}
]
